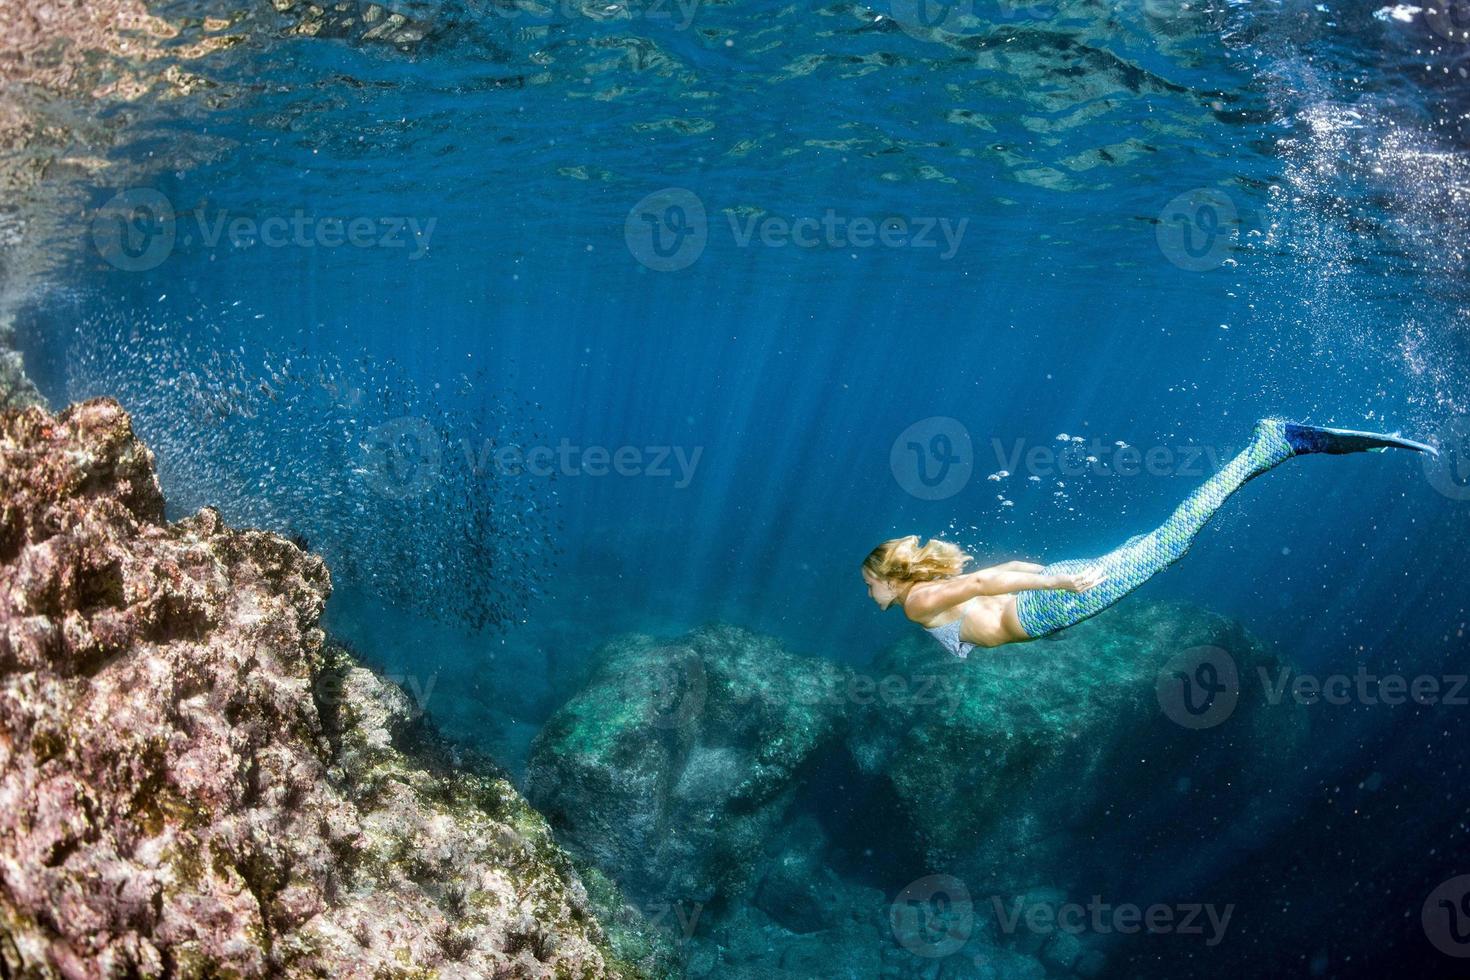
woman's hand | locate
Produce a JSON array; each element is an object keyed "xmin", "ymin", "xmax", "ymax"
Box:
[{"xmin": 1056, "ymin": 566, "xmax": 1107, "ymax": 593}]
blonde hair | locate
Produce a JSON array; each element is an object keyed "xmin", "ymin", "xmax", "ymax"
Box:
[{"xmin": 862, "ymin": 535, "xmax": 971, "ymax": 583}]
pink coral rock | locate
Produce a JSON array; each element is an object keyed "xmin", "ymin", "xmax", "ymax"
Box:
[{"xmin": 0, "ymin": 398, "xmax": 637, "ymax": 978}]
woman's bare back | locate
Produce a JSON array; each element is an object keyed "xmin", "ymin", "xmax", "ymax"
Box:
[{"xmin": 905, "ymin": 587, "xmax": 1029, "ymax": 648}]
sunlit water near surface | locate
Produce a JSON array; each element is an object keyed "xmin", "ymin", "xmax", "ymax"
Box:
[{"xmin": 7, "ymin": 0, "xmax": 1470, "ymax": 974}]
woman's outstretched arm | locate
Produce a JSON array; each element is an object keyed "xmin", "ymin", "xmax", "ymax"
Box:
[
  {"xmin": 972, "ymin": 566, "xmax": 1106, "ymax": 596},
  {"xmin": 907, "ymin": 564, "xmax": 1106, "ymax": 617},
  {"xmin": 994, "ymin": 560, "xmax": 1045, "ymax": 573}
]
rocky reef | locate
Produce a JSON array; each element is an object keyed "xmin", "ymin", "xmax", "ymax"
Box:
[
  {"xmin": 0, "ymin": 399, "xmax": 650, "ymax": 978},
  {"xmin": 528, "ymin": 609, "xmax": 1309, "ymax": 978},
  {"xmin": 0, "ymin": 323, "xmax": 42, "ymax": 411},
  {"xmin": 0, "ymin": 395, "xmax": 1320, "ymax": 978}
]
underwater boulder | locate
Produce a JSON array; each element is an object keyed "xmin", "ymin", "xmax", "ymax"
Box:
[
  {"xmin": 525, "ymin": 625, "xmax": 852, "ymax": 908},
  {"xmin": 0, "ymin": 399, "xmax": 652, "ymax": 978},
  {"xmin": 751, "ymin": 815, "xmax": 864, "ymax": 935},
  {"xmin": 684, "ymin": 899, "xmax": 886, "ymax": 980},
  {"xmin": 0, "ymin": 325, "xmax": 43, "ymax": 412},
  {"xmin": 850, "ymin": 601, "xmax": 1310, "ymax": 900}
]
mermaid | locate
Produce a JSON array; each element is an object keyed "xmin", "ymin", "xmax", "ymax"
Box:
[{"xmin": 862, "ymin": 419, "xmax": 1437, "ymax": 656}]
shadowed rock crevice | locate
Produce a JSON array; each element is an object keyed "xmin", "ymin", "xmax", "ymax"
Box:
[{"xmin": 785, "ymin": 742, "xmax": 928, "ymax": 893}]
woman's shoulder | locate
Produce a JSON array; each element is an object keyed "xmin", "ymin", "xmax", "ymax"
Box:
[
  {"xmin": 898, "ymin": 586, "xmax": 926, "ymax": 623},
  {"xmin": 902, "ymin": 579, "xmax": 970, "ymax": 623}
]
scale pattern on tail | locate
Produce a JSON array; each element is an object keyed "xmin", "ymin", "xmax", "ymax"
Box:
[{"xmin": 1014, "ymin": 419, "xmax": 1295, "ymax": 639}]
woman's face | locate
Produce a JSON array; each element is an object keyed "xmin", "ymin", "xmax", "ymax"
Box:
[{"xmin": 862, "ymin": 568, "xmax": 902, "ymax": 609}]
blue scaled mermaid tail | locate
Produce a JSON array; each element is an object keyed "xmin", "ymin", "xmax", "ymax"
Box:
[{"xmin": 1013, "ymin": 418, "xmax": 1437, "ymax": 640}]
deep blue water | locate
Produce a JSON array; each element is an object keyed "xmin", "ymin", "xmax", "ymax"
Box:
[{"xmin": 11, "ymin": 0, "xmax": 1470, "ymax": 974}]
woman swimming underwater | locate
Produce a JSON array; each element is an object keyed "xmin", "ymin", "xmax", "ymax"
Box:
[{"xmin": 862, "ymin": 418, "xmax": 1437, "ymax": 656}]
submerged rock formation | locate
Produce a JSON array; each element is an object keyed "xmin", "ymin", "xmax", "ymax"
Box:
[
  {"xmin": 853, "ymin": 602, "xmax": 1311, "ymax": 891},
  {"xmin": 528, "ymin": 606, "xmax": 1309, "ymax": 978},
  {"xmin": 525, "ymin": 626, "xmax": 852, "ymax": 906},
  {"xmin": 0, "ymin": 323, "xmax": 42, "ymax": 411},
  {"xmin": 0, "ymin": 399, "xmax": 648, "ymax": 978}
]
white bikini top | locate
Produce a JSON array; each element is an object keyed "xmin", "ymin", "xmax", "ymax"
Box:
[{"xmin": 922, "ymin": 599, "xmax": 977, "ymax": 659}]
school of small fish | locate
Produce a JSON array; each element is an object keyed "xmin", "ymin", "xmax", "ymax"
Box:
[{"xmin": 63, "ymin": 311, "xmax": 561, "ymax": 633}]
